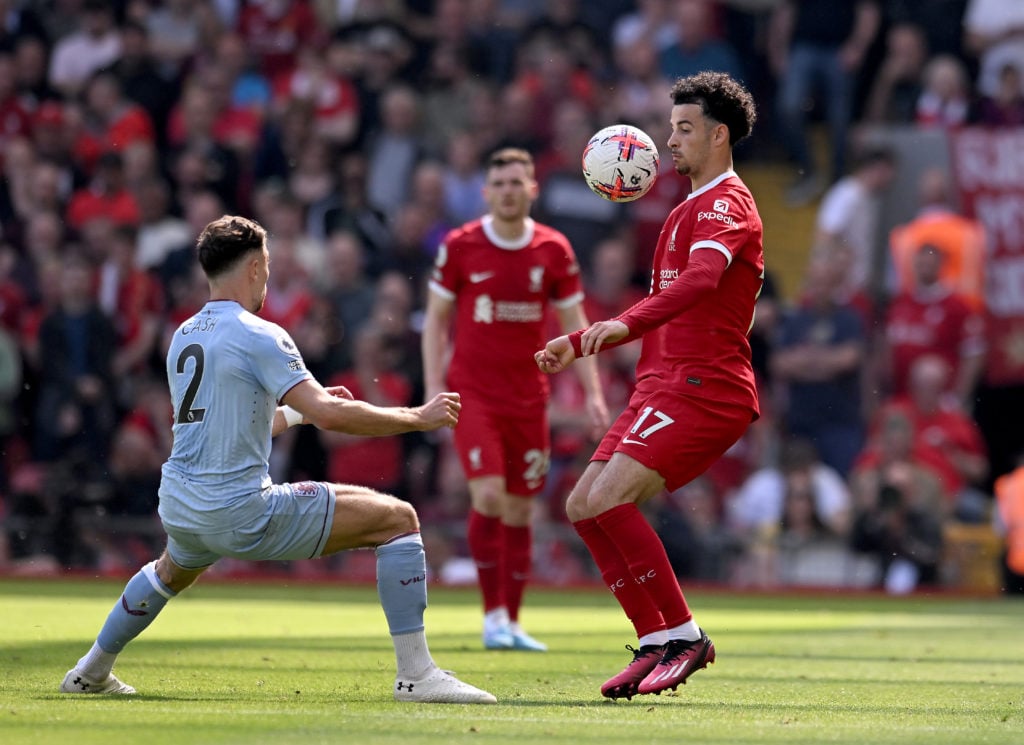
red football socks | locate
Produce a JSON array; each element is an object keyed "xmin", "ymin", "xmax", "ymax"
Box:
[
  {"xmin": 574, "ymin": 516, "xmax": 666, "ymax": 637},
  {"xmin": 467, "ymin": 509, "xmax": 504, "ymax": 612},
  {"xmin": 502, "ymin": 523, "xmax": 531, "ymax": 623},
  {"xmin": 593, "ymin": 503, "xmax": 692, "ymax": 628}
]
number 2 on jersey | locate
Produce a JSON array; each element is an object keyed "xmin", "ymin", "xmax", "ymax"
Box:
[{"xmin": 175, "ymin": 343, "xmax": 207, "ymax": 424}]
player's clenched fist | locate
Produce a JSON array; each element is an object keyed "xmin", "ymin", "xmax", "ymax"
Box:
[
  {"xmin": 535, "ymin": 335, "xmax": 576, "ymax": 374},
  {"xmin": 419, "ymin": 391, "xmax": 461, "ymax": 429}
]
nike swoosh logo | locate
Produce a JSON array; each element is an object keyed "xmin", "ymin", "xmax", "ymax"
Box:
[
  {"xmin": 621, "ymin": 437, "xmax": 647, "ymax": 447},
  {"xmin": 469, "ymin": 272, "xmax": 495, "ymax": 283}
]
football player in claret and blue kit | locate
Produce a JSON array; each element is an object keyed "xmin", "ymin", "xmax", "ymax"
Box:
[{"xmin": 61, "ymin": 215, "xmax": 495, "ymax": 704}]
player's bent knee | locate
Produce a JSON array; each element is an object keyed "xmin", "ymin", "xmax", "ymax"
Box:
[{"xmin": 390, "ymin": 498, "xmax": 420, "ymax": 534}]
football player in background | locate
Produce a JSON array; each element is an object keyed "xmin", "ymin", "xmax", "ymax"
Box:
[
  {"xmin": 536, "ymin": 71, "xmax": 763, "ymax": 699},
  {"xmin": 422, "ymin": 148, "xmax": 608, "ymax": 651}
]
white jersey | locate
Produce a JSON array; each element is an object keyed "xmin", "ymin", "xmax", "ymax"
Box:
[{"xmin": 158, "ymin": 300, "xmax": 313, "ymax": 531}]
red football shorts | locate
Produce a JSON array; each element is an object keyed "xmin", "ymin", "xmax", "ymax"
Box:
[
  {"xmin": 592, "ymin": 388, "xmax": 754, "ymax": 492},
  {"xmin": 453, "ymin": 397, "xmax": 550, "ymax": 497}
]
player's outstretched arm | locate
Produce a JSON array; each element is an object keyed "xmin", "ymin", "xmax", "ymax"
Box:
[
  {"xmin": 272, "ymin": 385, "xmax": 354, "ymax": 436},
  {"xmin": 282, "ymin": 379, "xmax": 460, "ymax": 435}
]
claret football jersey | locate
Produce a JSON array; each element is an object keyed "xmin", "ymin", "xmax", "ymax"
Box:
[{"xmin": 429, "ymin": 215, "xmax": 583, "ymax": 416}]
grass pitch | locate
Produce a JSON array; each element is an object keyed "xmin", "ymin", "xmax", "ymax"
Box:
[{"xmin": 0, "ymin": 577, "xmax": 1021, "ymax": 744}]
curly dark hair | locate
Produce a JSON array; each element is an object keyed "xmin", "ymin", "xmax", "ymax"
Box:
[
  {"xmin": 670, "ymin": 71, "xmax": 757, "ymax": 147},
  {"xmin": 196, "ymin": 215, "xmax": 268, "ymax": 278}
]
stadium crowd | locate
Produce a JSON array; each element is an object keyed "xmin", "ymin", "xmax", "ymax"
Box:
[{"xmin": 0, "ymin": 0, "xmax": 1022, "ymax": 595}]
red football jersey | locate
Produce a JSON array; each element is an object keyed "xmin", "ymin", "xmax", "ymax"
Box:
[
  {"xmin": 884, "ymin": 287, "xmax": 986, "ymax": 396},
  {"xmin": 624, "ymin": 171, "xmax": 763, "ymax": 414},
  {"xmin": 430, "ymin": 216, "xmax": 584, "ymax": 417}
]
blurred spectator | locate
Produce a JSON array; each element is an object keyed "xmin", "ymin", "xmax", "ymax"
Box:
[
  {"xmin": 208, "ymin": 29, "xmax": 271, "ymax": 120},
  {"xmin": 13, "ymin": 34, "xmax": 60, "ymax": 109},
  {"xmin": 0, "ymin": 137, "xmax": 38, "ymax": 233},
  {"xmin": 490, "ymin": 81, "xmax": 544, "ymax": 155},
  {"xmin": 513, "ymin": 40, "xmax": 597, "ymax": 151},
  {"xmin": 962, "ymin": 0, "xmax": 1024, "ymax": 100},
  {"xmin": 32, "ymin": 251, "xmax": 118, "ymax": 464},
  {"xmin": 142, "ymin": 0, "xmax": 207, "ymax": 78},
  {"xmin": 135, "ymin": 176, "xmax": 191, "ymax": 271},
  {"xmin": 0, "ymin": 241, "xmax": 28, "ymax": 334},
  {"xmin": 364, "ymin": 84, "xmax": 425, "ymax": 219},
  {"xmin": 410, "ymin": 160, "xmax": 455, "ymax": 254},
  {"xmin": 97, "ymin": 224, "xmax": 165, "ymax": 382},
  {"xmin": 458, "ymin": 0, "xmax": 519, "ymax": 86},
  {"xmin": 309, "ymin": 151, "xmax": 392, "ymax": 272},
  {"xmin": 257, "ymin": 225, "xmax": 316, "ymax": 336},
  {"xmin": 0, "ymin": 0, "xmax": 48, "ymax": 51},
  {"xmin": 769, "ymin": 0, "xmax": 881, "ymax": 205},
  {"xmin": 975, "ymin": 61, "xmax": 1024, "ymax": 126},
  {"xmin": 258, "ymin": 185, "xmax": 327, "ymax": 281},
  {"xmin": 170, "ymin": 65, "xmax": 262, "ymax": 161},
  {"xmin": 812, "ymin": 145, "xmax": 896, "ymax": 298},
  {"xmin": 165, "ymin": 79, "xmax": 244, "ymax": 210},
  {"xmin": 0, "ymin": 51, "xmax": 31, "ymax": 164},
  {"xmin": 421, "ymin": 42, "xmax": 489, "ymax": 153},
  {"xmin": 729, "ymin": 437, "xmax": 852, "ymax": 547},
  {"xmin": 381, "ymin": 201, "xmax": 439, "ymax": 295},
  {"xmin": 889, "ymin": 167, "xmax": 986, "ymax": 310},
  {"xmin": 878, "ymin": 243, "xmax": 986, "ymax": 407},
  {"xmin": 73, "ymin": 70, "xmax": 156, "ymax": 172},
  {"xmin": 862, "ymin": 22, "xmax": 928, "ymax": 124},
  {"xmin": 611, "ymin": 0, "xmax": 678, "ymax": 53},
  {"xmin": 914, "ymin": 53, "xmax": 972, "ymax": 128},
  {"xmin": 605, "ymin": 29, "xmax": 673, "ymax": 127},
  {"xmin": 48, "ymin": 0, "xmax": 122, "ymax": 100},
  {"xmin": 320, "ymin": 230, "xmax": 376, "ymax": 373},
  {"xmin": 441, "ymin": 129, "xmax": 487, "ymax": 225},
  {"xmin": 356, "ymin": 22, "xmax": 417, "ymax": 137},
  {"xmin": 520, "ymin": 0, "xmax": 602, "ymax": 74},
  {"xmin": 870, "ymin": 354, "xmax": 990, "ymax": 521},
  {"xmin": 658, "ymin": 0, "xmax": 745, "ymax": 84},
  {"xmin": 849, "ymin": 408, "xmax": 945, "ymax": 593},
  {"xmin": 18, "ymin": 210, "xmax": 66, "ymax": 303},
  {"xmin": 106, "ymin": 373, "xmax": 171, "ymax": 518},
  {"xmin": 884, "ymin": 0, "xmax": 968, "ymax": 59},
  {"xmin": 28, "ymin": 101, "xmax": 77, "ymax": 175},
  {"xmin": 271, "ymin": 44, "xmax": 360, "ymax": 149},
  {"xmin": 65, "ymin": 151, "xmax": 141, "ymax": 233},
  {"xmin": 993, "ymin": 458, "xmax": 1024, "ymax": 593},
  {"xmin": 770, "ymin": 248, "xmax": 868, "ymax": 478},
  {"xmin": 287, "ymin": 135, "xmax": 336, "ymax": 214},
  {"xmin": 237, "ymin": 0, "xmax": 320, "ymax": 79},
  {"xmin": 107, "ymin": 20, "xmax": 181, "ymax": 148}
]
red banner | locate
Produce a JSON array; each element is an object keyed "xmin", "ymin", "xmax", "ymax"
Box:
[{"xmin": 949, "ymin": 128, "xmax": 1024, "ymax": 386}]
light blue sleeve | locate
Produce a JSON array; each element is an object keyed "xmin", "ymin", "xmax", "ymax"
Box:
[{"xmin": 247, "ymin": 321, "xmax": 314, "ymax": 402}]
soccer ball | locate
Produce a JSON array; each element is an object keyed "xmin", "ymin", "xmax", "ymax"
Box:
[{"xmin": 581, "ymin": 124, "xmax": 660, "ymax": 202}]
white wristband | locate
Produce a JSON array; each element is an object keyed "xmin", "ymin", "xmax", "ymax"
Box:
[{"xmin": 281, "ymin": 405, "xmax": 303, "ymax": 428}]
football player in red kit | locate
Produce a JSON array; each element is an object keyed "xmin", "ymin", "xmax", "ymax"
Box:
[
  {"xmin": 537, "ymin": 71, "xmax": 763, "ymax": 698},
  {"xmin": 422, "ymin": 148, "xmax": 608, "ymax": 651}
]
